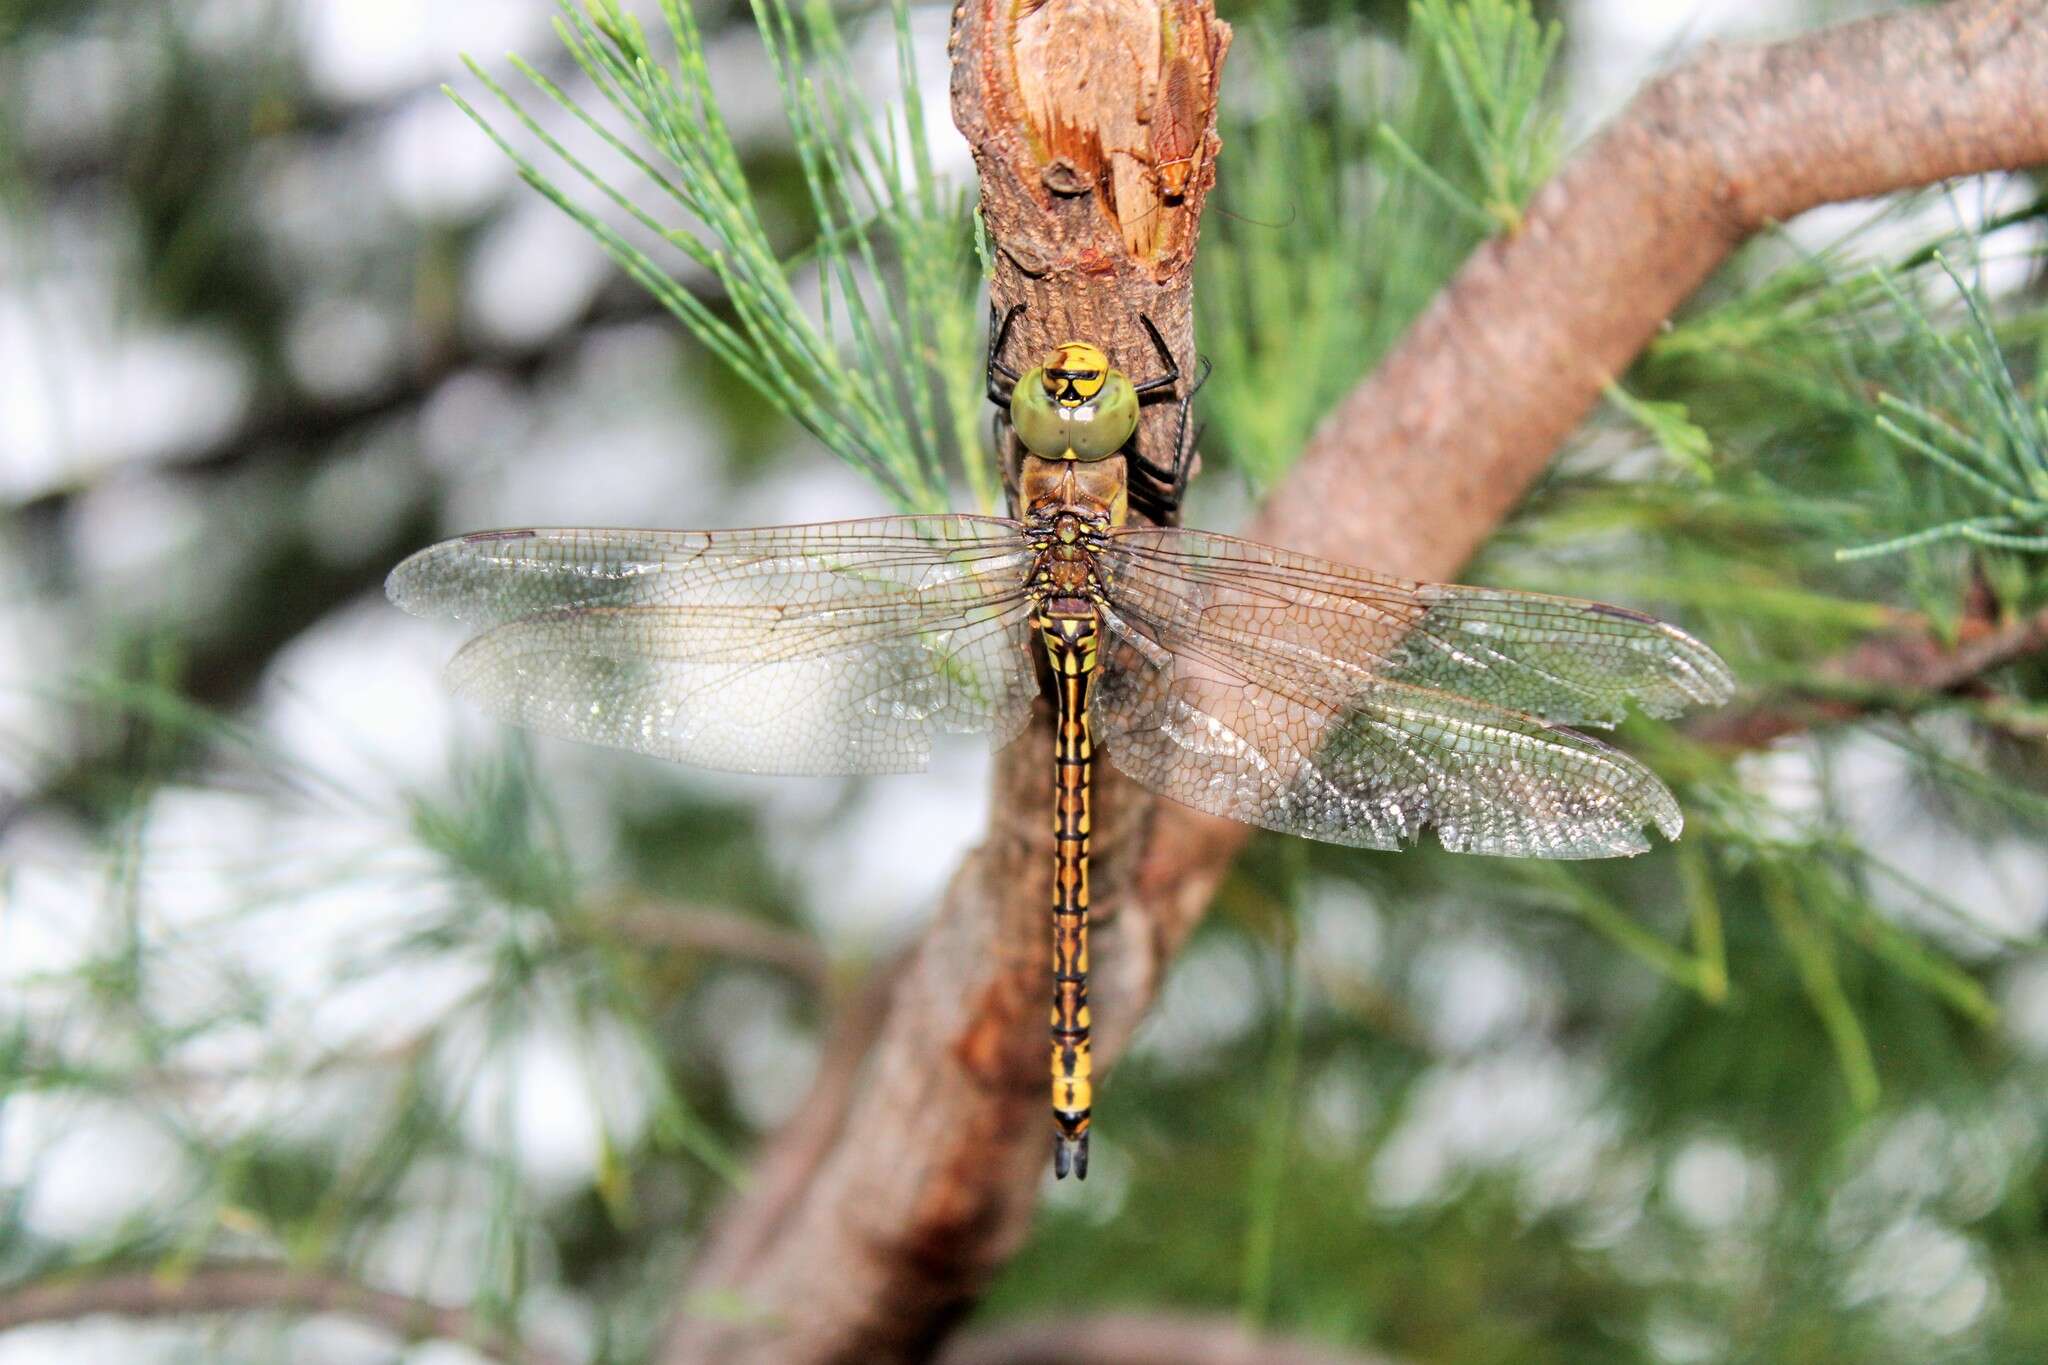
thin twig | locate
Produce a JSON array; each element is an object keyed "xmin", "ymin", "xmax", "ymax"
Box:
[
  {"xmin": 597, "ymin": 897, "xmax": 833, "ymax": 991},
  {"xmin": 937, "ymin": 1314, "xmax": 1402, "ymax": 1365},
  {"xmin": 0, "ymin": 1263, "xmax": 571, "ymax": 1365},
  {"xmin": 1696, "ymin": 602, "xmax": 2048, "ymax": 747}
]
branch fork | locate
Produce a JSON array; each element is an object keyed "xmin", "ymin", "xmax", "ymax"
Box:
[
  {"xmin": 11, "ymin": 5, "xmax": 2048, "ymax": 1365},
  {"xmin": 665, "ymin": 2, "xmax": 2048, "ymax": 1360}
]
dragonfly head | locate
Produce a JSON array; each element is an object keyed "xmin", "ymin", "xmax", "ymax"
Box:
[
  {"xmin": 1040, "ymin": 342, "xmax": 1111, "ymax": 404},
  {"xmin": 1012, "ymin": 341, "xmax": 1140, "ymax": 462}
]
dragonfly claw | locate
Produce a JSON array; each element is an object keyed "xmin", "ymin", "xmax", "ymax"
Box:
[{"xmin": 1053, "ymin": 1130, "xmax": 1089, "ymax": 1180}]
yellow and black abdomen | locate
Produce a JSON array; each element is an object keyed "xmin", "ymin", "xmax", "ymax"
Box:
[{"xmin": 1037, "ymin": 596, "xmax": 1100, "ymax": 1179}]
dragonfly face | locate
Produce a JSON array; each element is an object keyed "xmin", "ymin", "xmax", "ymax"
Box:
[
  {"xmin": 1010, "ymin": 341, "xmax": 1142, "ymax": 463},
  {"xmin": 985, "ymin": 306, "xmax": 1199, "ymax": 524}
]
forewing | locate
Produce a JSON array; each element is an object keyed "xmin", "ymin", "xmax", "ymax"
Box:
[
  {"xmin": 1102, "ymin": 528, "xmax": 1733, "ymax": 727},
  {"xmin": 388, "ymin": 517, "xmax": 1040, "ymax": 775}
]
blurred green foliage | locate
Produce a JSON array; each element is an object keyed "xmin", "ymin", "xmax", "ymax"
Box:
[
  {"xmin": 1200, "ymin": 0, "xmax": 1561, "ymax": 486},
  {"xmin": 3, "ymin": 1, "xmax": 2047, "ymax": 1363},
  {"xmin": 459, "ymin": 0, "xmax": 989, "ymax": 512}
]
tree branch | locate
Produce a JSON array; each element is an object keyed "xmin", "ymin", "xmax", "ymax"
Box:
[
  {"xmin": 1695, "ymin": 602, "xmax": 2048, "ymax": 747},
  {"xmin": 596, "ymin": 896, "xmax": 833, "ymax": 991},
  {"xmin": 0, "ymin": 1263, "xmax": 570, "ymax": 1365},
  {"xmin": 937, "ymin": 1314, "xmax": 1400, "ymax": 1365},
  {"xmin": 660, "ymin": 3, "xmax": 2048, "ymax": 1362},
  {"xmin": 661, "ymin": 1, "xmax": 1229, "ymax": 1360},
  {"xmin": 955, "ymin": 0, "xmax": 1230, "ymax": 513},
  {"xmin": 16, "ymin": 283, "xmax": 663, "ymax": 526},
  {"xmin": 1251, "ymin": 0, "xmax": 2048, "ymax": 578}
]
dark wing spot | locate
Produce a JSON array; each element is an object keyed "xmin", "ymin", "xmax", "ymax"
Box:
[{"xmin": 1583, "ymin": 602, "xmax": 1659, "ymax": 624}]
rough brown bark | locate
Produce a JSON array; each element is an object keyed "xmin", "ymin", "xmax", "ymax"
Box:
[
  {"xmin": 0, "ymin": 1263, "xmax": 569, "ymax": 1365},
  {"xmin": 661, "ymin": 3, "xmax": 2048, "ymax": 1363}
]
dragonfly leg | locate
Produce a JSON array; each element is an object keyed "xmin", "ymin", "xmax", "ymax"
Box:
[
  {"xmin": 986, "ymin": 302, "xmax": 1026, "ymax": 405},
  {"xmin": 992, "ymin": 407, "xmax": 1022, "ymax": 507},
  {"xmin": 1127, "ymin": 314, "xmax": 1181, "ymax": 398},
  {"xmin": 1127, "ymin": 352, "xmax": 1211, "ymax": 522}
]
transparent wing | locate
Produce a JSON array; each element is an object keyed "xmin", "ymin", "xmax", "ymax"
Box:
[
  {"xmin": 1101, "ymin": 527, "xmax": 1733, "ymax": 727},
  {"xmin": 1092, "ymin": 528, "xmax": 1731, "ymax": 857},
  {"xmin": 388, "ymin": 517, "xmax": 1041, "ymax": 775}
]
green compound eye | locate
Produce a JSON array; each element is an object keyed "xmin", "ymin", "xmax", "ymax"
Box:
[{"xmin": 1012, "ymin": 362, "xmax": 1140, "ymax": 463}]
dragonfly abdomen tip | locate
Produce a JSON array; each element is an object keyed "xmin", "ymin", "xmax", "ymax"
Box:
[{"xmin": 1053, "ymin": 1130, "xmax": 1089, "ymax": 1180}]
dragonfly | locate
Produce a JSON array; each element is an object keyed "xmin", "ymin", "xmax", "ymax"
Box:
[{"xmin": 389, "ymin": 307, "xmax": 1734, "ymax": 1180}]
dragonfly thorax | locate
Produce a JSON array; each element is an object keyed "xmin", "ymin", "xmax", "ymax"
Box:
[
  {"xmin": 1019, "ymin": 454, "xmax": 1129, "ymax": 529},
  {"xmin": 1022, "ymin": 510, "xmax": 1107, "ymax": 604}
]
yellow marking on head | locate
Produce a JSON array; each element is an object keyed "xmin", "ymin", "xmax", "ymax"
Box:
[{"xmin": 1040, "ymin": 342, "xmax": 1110, "ymax": 405}]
